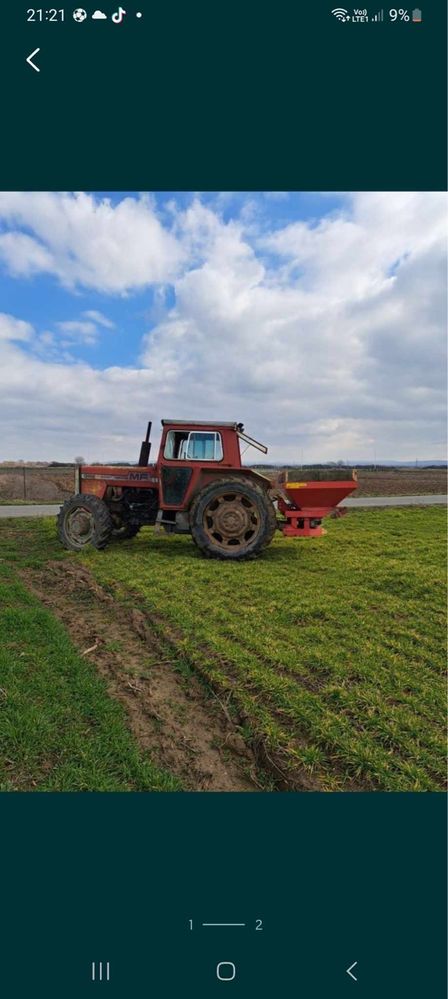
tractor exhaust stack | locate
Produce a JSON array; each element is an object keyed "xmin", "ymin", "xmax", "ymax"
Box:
[{"xmin": 138, "ymin": 421, "xmax": 152, "ymax": 466}]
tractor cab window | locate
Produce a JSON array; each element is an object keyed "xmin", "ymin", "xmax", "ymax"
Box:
[{"xmin": 164, "ymin": 430, "xmax": 223, "ymax": 461}]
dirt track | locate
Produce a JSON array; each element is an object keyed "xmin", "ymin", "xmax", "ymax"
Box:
[{"xmin": 24, "ymin": 561, "xmax": 261, "ymax": 793}]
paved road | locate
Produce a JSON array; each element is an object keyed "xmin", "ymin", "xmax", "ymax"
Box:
[
  {"xmin": 0, "ymin": 495, "xmax": 446, "ymax": 519},
  {"xmin": 342, "ymin": 494, "xmax": 447, "ymax": 507},
  {"xmin": 0, "ymin": 504, "xmax": 62, "ymax": 518}
]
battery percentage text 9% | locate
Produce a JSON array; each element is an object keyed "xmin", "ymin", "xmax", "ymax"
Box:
[{"xmin": 389, "ymin": 8, "xmax": 410, "ymax": 19}]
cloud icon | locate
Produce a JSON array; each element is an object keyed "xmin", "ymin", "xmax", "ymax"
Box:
[{"xmin": 92, "ymin": 9, "xmax": 107, "ymax": 18}]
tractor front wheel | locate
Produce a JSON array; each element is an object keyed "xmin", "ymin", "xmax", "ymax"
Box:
[
  {"xmin": 190, "ymin": 477, "xmax": 277, "ymax": 560},
  {"xmin": 57, "ymin": 494, "xmax": 113, "ymax": 551}
]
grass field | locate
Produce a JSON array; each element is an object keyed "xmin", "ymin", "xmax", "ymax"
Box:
[
  {"xmin": 0, "ymin": 529, "xmax": 180, "ymax": 792},
  {"xmin": 0, "ymin": 508, "xmax": 445, "ymax": 792}
]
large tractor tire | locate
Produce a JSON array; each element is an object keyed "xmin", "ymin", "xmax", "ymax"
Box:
[
  {"xmin": 57, "ymin": 494, "xmax": 113, "ymax": 551},
  {"xmin": 190, "ymin": 476, "xmax": 277, "ymax": 560}
]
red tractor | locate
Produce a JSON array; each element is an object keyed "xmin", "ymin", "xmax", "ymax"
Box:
[{"xmin": 57, "ymin": 420, "xmax": 357, "ymax": 560}]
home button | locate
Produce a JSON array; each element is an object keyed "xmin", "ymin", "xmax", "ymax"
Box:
[{"xmin": 216, "ymin": 961, "xmax": 236, "ymax": 982}]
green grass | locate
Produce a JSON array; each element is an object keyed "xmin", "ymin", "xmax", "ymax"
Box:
[
  {"xmin": 0, "ymin": 529, "xmax": 180, "ymax": 792},
  {"xmin": 80, "ymin": 509, "xmax": 446, "ymax": 792},
  {"xmin": 0, "ymin": 509, "xmax": 446, "ymax": 791}
]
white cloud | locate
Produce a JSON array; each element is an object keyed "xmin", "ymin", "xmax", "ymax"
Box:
[
  {"xmin": 0, "ymin": 232, "xmax": 53, "ymax": 277},
  {"xmin": 39, "ymin": 332, "xmax": 55, "ymax": 346},
  {"xmin": 0, "ymin": 192, "xmax": 446, "ymax": 463},
  {"xmin": 82, "ymin": 309, "xmax": 115, "ymax": 328},
  {"xmin": 0, "ymin": 192, "xmax": 183, "ymax": 293},
  {"xmin": 51, "ymin": 311, "xmax": 115, "ymax": 348},
  {"xmin": 139, "ymin": 192, "xmax": 447, "ymax": 462},
  {"xmin": 0, "ymin": 313, "xmax": 34, "ymax": 342},
  {"xmin": 56, "ymin": 320, "xmax": 98, "ymax": 345}
]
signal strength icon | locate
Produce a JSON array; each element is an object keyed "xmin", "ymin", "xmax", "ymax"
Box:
[
  {"xmin": 371, "ymin": 9, "xmax": 384, "ymax": 19},
  {"xmin": 331, "ymin": 8, "xmax": 349, "ymax": 20}
]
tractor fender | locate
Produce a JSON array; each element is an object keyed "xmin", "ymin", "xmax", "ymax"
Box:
[
  {"xmin": 80, "ymin": 477, "xmax": 107, "ymax": 500},
  {"xmin": 193, "ymin": 466, "xmax": 273, "ymax": 499}
]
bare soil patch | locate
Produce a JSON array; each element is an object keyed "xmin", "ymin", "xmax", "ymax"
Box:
[
  {"xmin": 0, "ymin": 467, "xmax": 74, "ymax": 502},
  {"xmin": 23, "ymin": 561, "xmax": 260, "ymax": 792},
  {"xmin": 354, "ymin": 468, "xmax": 447, "ymax": 497}
]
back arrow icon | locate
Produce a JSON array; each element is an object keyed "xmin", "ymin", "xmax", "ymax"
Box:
[
  {"xmin": 26, "ymin": 48, "xmax": 40, "ymax": 72},
  {"xmin": 346, "ymin": 961, "xmax": 358, "ymax": 981}
]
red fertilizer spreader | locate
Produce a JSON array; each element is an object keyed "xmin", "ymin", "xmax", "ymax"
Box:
[{"xmin": 276, "ymin": 472, "xmax": 358, "ymax": 538}]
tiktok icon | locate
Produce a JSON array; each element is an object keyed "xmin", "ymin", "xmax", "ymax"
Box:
[{"xmin": 112, "ymin": 6, "xmax": 126, "ymax": 23}]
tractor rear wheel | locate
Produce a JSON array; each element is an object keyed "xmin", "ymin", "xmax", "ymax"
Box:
[
  {"xmin": 57, "ymin": 494, "xmax": 113, "ymax": 551},
  {"xmin": 190, "ymin": 477, "xmax": 277, "ymax": 560}
]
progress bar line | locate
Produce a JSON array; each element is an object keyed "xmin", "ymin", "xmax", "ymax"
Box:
[{"xmin": 202, "ymin": 923, "xmax": 246, "ymax": 926}]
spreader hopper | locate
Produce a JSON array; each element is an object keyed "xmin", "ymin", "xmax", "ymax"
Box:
[{"xmin": 276, "ymin": 470, "xmax": 358, "ymax": 537}]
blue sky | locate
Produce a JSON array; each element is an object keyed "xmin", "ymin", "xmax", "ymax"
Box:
[
  {"xmin": 0, "ymin": 192, "xmax": 344, "ymax": 370},
  {"xmin": 0, "ymin": 191, "xmax": 446, "ymax": 462}
]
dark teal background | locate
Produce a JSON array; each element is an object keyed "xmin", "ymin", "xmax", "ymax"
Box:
[
  {"xmin": 0, "ymin": 793, "xmax": 446, "ymax": 996},
  {"xmin": 2, "ymin": 0, "xmax": 447, "ymax": 190}
]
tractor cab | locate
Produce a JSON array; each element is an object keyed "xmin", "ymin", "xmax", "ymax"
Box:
[
  {"xmin": 155, "ymin": 420, "xmax": 269, "ymax": 515},
  {"xmin": 159, "ymin": 420, "xmax": 242, "ymax": 466},
  {"xmin": 158, "ymin": 420, "xmax": 267, "ymax": 467},
  {"xmin": 162, "ymin": 427, "xmax": 224, "ymax": 462}
]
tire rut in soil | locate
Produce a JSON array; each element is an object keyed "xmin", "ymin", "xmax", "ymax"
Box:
[{"xmin": 22, "ymin": 561, "xmax": 260, "ymax": 793}]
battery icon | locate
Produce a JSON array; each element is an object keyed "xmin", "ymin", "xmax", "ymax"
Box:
[{"xmin": 412, "ymin": 8, "xmax": 422, "ymax": 21}]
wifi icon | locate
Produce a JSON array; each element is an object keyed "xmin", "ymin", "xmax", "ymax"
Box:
[{"xmin": 331, "ymin": 7, "xmax": 349, "ymax": 19}]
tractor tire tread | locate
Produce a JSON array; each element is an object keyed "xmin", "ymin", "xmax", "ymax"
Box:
[
  {"xmin": 189, "ymin": 475, "xmax": 277, "ymax": 561},
  {"xmin": 57, "ymin": 493, "xmax": 113, "ymax": 551}
]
